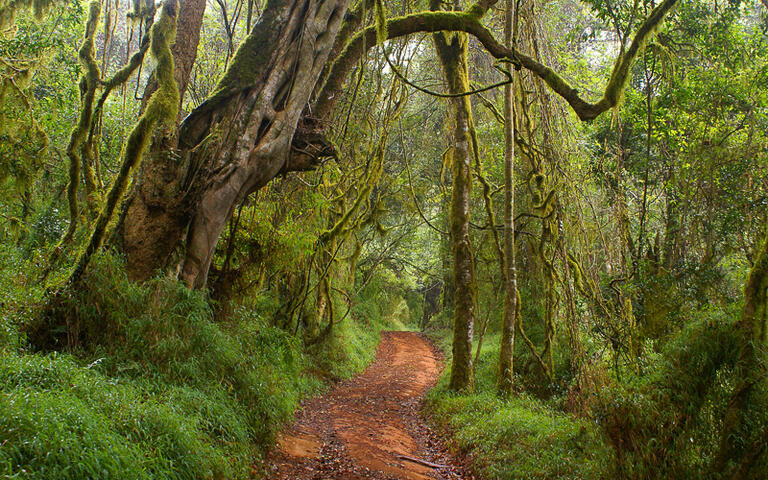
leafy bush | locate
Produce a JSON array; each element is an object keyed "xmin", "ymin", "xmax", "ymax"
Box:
[
  {"xmin": 1, "ymin": 252, "xmax": 322, "ymax": 479},
  {"xmin": 593, "ymin": 306, "xmax": 761, "ymax": 479},
  {"xmin": 426, "ymin": 332, "xmax": 613, "ymax": 480}
]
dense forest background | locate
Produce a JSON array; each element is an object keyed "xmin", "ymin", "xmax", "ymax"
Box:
[{"xmin": 0, "ymin": 0, "xmax": 767, "ymax": 478}]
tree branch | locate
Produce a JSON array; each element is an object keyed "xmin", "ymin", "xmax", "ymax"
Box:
[{"xmin": 318, "ymin": 0, "xmax": 678, "ymax": 121}]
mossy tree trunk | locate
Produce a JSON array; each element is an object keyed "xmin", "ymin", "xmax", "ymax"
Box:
[
  {"xmin": 121, "ymin": 0, "xmax": 349, "ymax": 287},
  {"xmin": 177, "ymin": 0, "xmax": 348, "ymax": 289},
  {"xmin": 432, "ymin": 2, "xmax": 476, "ymax": 393},
  {"xmin": 67, "ymin": 0, "xmax": 180, "ymax": 287},
  {"xmin": 120, "ymin": 0, "xmax": 206, "ymax": 282},
  {"xmin": 140, "ymin": 0, "xmax": 206, "ymax": 111},
  {"xmin": 441, "ymin": 191, "xmax": 455, "ymax": 313},
  {"xmin": 497, "ymin": 0, "xmax": 517, "ymax": 397}
]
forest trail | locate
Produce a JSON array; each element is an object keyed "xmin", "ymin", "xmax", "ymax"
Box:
[{"xmin": 265, "ymin": 331, "xmax": 472, "ymax": 480}]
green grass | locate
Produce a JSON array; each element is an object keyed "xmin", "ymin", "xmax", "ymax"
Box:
[
  {"xmin": 425, "ymin": 331, "xmax": 614, "ymax": 480},
  {"xmin": 0, "ymin": 252, "xmax": 404, "ymax": 479},
  {"xmin": 0, "ymin": 352, "xmax": 243, "ymax": 480}
]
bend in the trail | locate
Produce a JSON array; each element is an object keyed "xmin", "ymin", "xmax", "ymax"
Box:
[{"xmin": 266, "ymin": 331, "xmax": 472, "ymax": 480}]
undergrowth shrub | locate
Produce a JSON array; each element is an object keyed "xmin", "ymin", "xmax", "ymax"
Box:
[
  {"xmin": 426, "ymin": 331, "xmax": 613, "ymax": 480},
  {"xmin": 2, "ymin": 252, "xmax": 322, "ymax": 479},
  {"xmin": 0, "ymin": 352, "xmax": 236, "ymax": 479},
  {"xmin": 594, "ymin": 306, "xmax": 754, "ymax": 479}
]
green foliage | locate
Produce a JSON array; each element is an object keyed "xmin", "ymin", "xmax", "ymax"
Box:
[
  {"xmin": 0, "ymin": 353, "xmax": 238, "ymax": 479},
  {"xmin": 426, "ymin": 332, "xmax": 613, "ymax": 479},
  {"xmin": 593, "ymin": 306, "xmax": 758, "ymax": 478},
  {"xmin": 308, "ymin": 269, "xmax": 409, "ymax": 379},
  {"xmin": 3, "ymin": 252, "xmax": 323, "ymax": 479}
]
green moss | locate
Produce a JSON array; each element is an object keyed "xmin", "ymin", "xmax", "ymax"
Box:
[
  {"xmin": 67, "ymin": 0, "xmax": 179, "ymax": 285},
  {"xmin": 318, "ymin": 140, "xmax": 383, "ymax": 245},
  {"xmin": 374, "ymin": 0, "xmax": 387, "ymax": 45},
  {"xmin": 189, "ymin": 0, "xmax": 284, "ymax": 114},
  {"xmin": 59, "ymin": 0, "xmax": 100, "ymax": 243},
  {"xmin": 464, "ymin": 3, "xmax": 485, "ymax": 18},
  {"xmin": 600, "ymin": 0, "xmax": 678, "ymax": 111},
  {"xmin": 127, "ymin": 0, "xmax": 154, "ymax": 21}
]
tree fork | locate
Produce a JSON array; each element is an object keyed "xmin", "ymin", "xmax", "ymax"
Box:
[{"xmin": 176, "ymin": 0, "xmax": 352, "ymax": 288}]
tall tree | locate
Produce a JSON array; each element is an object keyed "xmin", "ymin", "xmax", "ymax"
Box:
[
  {"xmin": 497, "ymin": 0, "xmax": 517, "ymax": 396},
  {"xmin": 432, "ymin": 11, "xmax": 477, "ymax": 392}
]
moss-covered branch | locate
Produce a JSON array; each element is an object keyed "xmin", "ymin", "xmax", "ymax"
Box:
[
  {"xmin": 67, "ymin": 0, "xmax": 179, "ymax": 286},
  {"xmin": 43, "ymin": 4, "xmax": 156, "ymax": 283},
  {"xmin": 62, "ymin": 0, "xmax": 101, "ymax": 243},
  {"xmin": 89, "ymin": 17, "xmax": 154, "ymax": 133},
  {"xmin": 318, "ymin": 0, "xmax": 678, "ymax": 121}
]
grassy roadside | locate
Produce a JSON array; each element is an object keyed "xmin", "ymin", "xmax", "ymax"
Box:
[
  {"xmin": 423, "ymin": 327, "xmax": 614, "ymax": 480},
  {"xmin": 0, "ymin": 252, "xmax": 404, "ymax": 479}
]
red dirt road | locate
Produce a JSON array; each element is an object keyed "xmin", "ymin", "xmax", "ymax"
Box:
[{"xmin": 265, "ymin": 331, "xmax": 472, "ymax": 479}]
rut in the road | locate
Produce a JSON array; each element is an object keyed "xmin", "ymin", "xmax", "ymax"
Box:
[{"xmin": 265, "ymin": 331, "xmax": 472, "ymax": 480}]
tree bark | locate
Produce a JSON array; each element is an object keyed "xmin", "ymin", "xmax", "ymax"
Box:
[
  {"xmin": 141, "ymin": 0, "xmax": 206, "ymax": 112},
  {"xmin": 432, "ymin": 6, "xmax": 476, "ymax": 393},
  {"xmin": 120, "ymin": 0, "xmax": 207, "ymax": 281},
  {"xmin": 497, "ymin": 0, "xmax": 517, "ymax": 397},
  {"xmin": 121, "ymin": 0, "xmax": 350, "ymax": 286}
]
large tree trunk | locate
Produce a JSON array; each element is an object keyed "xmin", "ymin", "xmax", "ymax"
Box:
[
  {"xmin": 120, "ymin": 0, "xmax": 206, "ymax": 281},
  {"xmin": 121, "ymin": 0, "xmax": 349, "ymax": 286},
  {"xmin": 433, "ymin": 14, "xmax": 476, "ymax": 393}
]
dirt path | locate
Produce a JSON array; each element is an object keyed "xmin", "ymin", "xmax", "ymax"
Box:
[{"xmin": 265, "ymin": 331, "xmax": 472, "ymax": 480}]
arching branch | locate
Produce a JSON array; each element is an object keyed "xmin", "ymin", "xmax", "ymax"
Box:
[{"xmin": 318, "ymin": 0, "xmax": 678, "ymax": 121}]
